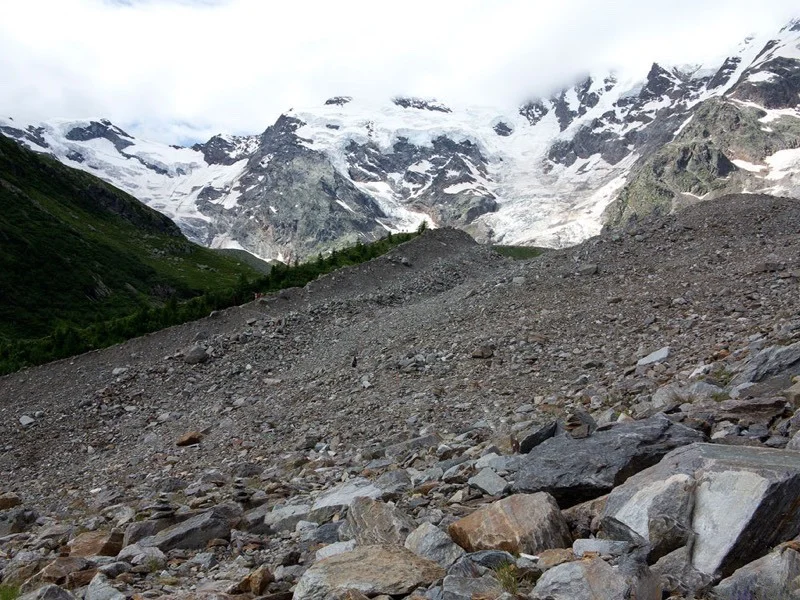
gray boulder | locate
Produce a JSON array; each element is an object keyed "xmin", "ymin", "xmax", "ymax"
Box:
[
  {"xmin": 293, "ymin": 545, "xmax": 445, "ymax": 600},
  {"xmin": 731, "ymin": 342, "xmax": 800, "ymax": 386},
  {"xmin": 404, "ymin": 522, "xmax": 465, "ymax": 568},
  {"xmin": 712, "ymin": 546, "xmax": 800, "ymax": 599},
  {"xmin": 531, "ymin": 556, "xmax": 659, "ymax": 600},
  {"xmin": 84, "ymin": 574, "xmax": 125, "ymax": 600},
  {"xmin": 18, "ymin": 585, "xmax": 76, "ymax": 600},
  {"xmin": 346, "ymin": 497, "xmax": 414, "ymax": 546},
  {"xmin": 138, "ymin": 506, "xmax": 233, "ymax": 551},
  {"xmin": 604, "ymin": 443, "xmax": 800, "ymax": 579},
  {"xmin": 442, "ymin": 574, "xmax": 502, "ymax": 600},
  {"xmin": 515, "ymin": 415, "xmax": 704, "ymax": 506}
]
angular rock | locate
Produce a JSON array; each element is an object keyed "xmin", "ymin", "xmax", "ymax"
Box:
[
  {"xmin": 732, "ymin": 342, "xmax": 800, "ymax": 385},
  {"xmin": 514, "ymin": 415, "xmax": 705, "ymax": 506},
  {"xmin": 84, "ymin": 573, "xmax": 125, "ymax": 600},
  {"xmin": 531, "ymin": 557, "xmax": 659, "ymax": 600},
  {"xmin": 374, "ymin": 469, "xmax": 412, "ymax": 499},
  {"xmin": 138, "ymin": 507, "xmax": 232, "ymax": 551},
  {"xmin": 69, "ymin": 530, "xmax": 124, "ymax": 557},
  {"xmin": 117, "ymin": 543, "xmax": 166, "ymax": 567},
  {"xmin": 448, "ymin": 493, "xmax": 571, "ymax": 554},
  {"xmin": 518, "ymin": 421, "xmax": 558, "ymax": 454},
  {"xmin": 467, "ymin": 468, "xmax": 508, "ymax": 496},
  {"xmin": 712, "ymin": 546, "xmax": 800, "ymax": 599},
  {"xmin": 0, "ymin": 492, "xmax": 22, "ymax": 510},
  {"xmin": 230, "ymin": 565, "xmax": 274, "ymax": 595},
  {"xmin": 264, "ymin": 504, "xmax": 310, "ymax": 532},
  {"xmin": 573, "ymin": 538, "xmax": 632, "ymax": 558},
  {"xmin": 31, "ymin": 557, "xmax": 92, "ymax": 588},
  {"xmin": 347, "ymin": 497, "xmax": 414, "ymax": 546},
  {"xmin": 637, "ymin": 347, "xmax": 670, "ymax": 367},
  {"xmin": 311, "ymin": 478, "xmax": 382, "ymax": 511},
  {"xmin": 293, "ymin": 545, "xmax": 444, "ymax": 600},
  {"xmin": 404, "ymin": 522, "xmax": 465, "ymax": 569},
  {"xmin": 315, "ymin": 540, "xmax": 356, "ymax": 562},
  {"xmin": 442, "ymin": 574, "xmax": 502, "ymax": 600},
  {"xmin": 384, "ymin": 433, "xmax": 443, "ymax": 459},
  {"xmin": 604, "ymin": 443, "xmax": 800, "ymax": 578},
  {"xmin": 176, "ymin": 431, "xmax": 203, "ymax": 447},
  {"xmin": 18, "ymin": 585, "xmax": 76, "ymax": 600}
]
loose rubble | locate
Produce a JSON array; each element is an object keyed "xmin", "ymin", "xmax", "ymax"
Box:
[{"xmin": 2, "ymin": 195, "xmax": 800, "ymax": 599}]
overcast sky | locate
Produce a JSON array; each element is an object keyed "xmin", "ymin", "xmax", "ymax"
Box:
[{"xmin": 1, "ymin": 0, "xmax": 797, "ymax": 143}]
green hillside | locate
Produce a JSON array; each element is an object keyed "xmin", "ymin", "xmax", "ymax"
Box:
[{"xmin": 0, "ymin": 134, "xmax": 260, "ymax": 340}]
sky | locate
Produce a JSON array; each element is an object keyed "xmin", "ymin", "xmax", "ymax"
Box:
[{"xmin": 0, "ymin": 0, "xmax": 797, "ymax": 144}]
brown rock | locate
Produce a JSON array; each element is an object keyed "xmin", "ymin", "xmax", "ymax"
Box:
[
  {"xmin": 293, "ymin": 545, "xmax": 444, "ymax": 600},
  {"xmin": 231, "ymin": 565, "xmax": 274, "ymax": 595},
  {"xmin": 448, "ymin": 493, "xmax": 572, "ymax": 554},
  {"xmin": 562, "ymin": 494, "xmax": 608, "ymax": 539},
  {"xmin": 65, "ymin": 568, "xmax": 98, "ymax": 589},
  {"xmin": 783, "ymin": 381, "xmax": 800, "ymax": 407},
  {"xmin": 0, "ymin": 492, "xmax": 22, "ymax": 510},
  {"xmin": 69, "ymin": 530, "xmax": 124, "ymax": 557},
  {"xmin": 24, "ymin": 557, "xmax": 93, "ymax": 591},
  {"xmin": 176, "ymin": 431, "xmax": 203, "ymax": 447},
  {"xmin": 537, "ymin": 548, "xmax": 578, "ymax": 571}
]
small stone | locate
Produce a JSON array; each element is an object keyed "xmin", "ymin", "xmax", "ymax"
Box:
[
  {"xmin": 404, "ymin": 522, "xmax": 465, "ymax": 569},
  {"xmin": 471, "ymin": 346, "xmax": 494, "ymax": 359},
  {"xmin": 0, "ymin": 491, "xmax": 22, "ymax": 510},
  {"xmin": 468, "ymin": 468, "xmax": 508, "ymax": 496},
  {"xmin": 637, "ymin": 347, "xmax": 670, "ymax": 367},
  {"xmin": 183, "ymin": 345, "xmax": 208, "ymax": 365},
  {"xmin": 176, "ymin": 431, "xmax": 203, "ymax": 446},
  {"xmin": 19, "ymin": 415, "xmax": 35, "ymax": 427}
]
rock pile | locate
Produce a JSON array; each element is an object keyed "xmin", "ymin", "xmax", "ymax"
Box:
[{"xmin": 1, "ymin": 195, "xmax": 800, "ymax": 598}]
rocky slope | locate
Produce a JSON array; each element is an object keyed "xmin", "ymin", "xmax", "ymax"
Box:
[
  {"xmin": 2, "ymin": 20, "xmax": 799, "ymax": 261},
  {"xmin": 2, "ymin": 194, "xmax": 800, "ymax": 598}
]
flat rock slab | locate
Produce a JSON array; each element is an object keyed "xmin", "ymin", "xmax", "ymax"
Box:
[
  {"xmin": 293, "ymin": 544, "xmax": 444, "ymax": 600},
  {"xmin": 69, "ymin": 530, "xmax": 124, "ymax": 557},
  {"xmin": 311, "ymin": 478, "xmax": 382, "ymax": 511},
  {"xmin": 448, "ymin": 493, "xmax": 571, "ymax": 555},
  {"xmin": 604, "ymin": 443, "xmax": 800, "ymax": 579},
  {"xmin": 138, "ymin": 509, "xmax": 231, "ymax": 551},
  {"xmin": 515, "ymin": 415, "xmax": 704, "ymax": 507}
]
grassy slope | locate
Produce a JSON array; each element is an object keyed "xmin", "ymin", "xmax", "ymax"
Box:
[{"xmin": 0, "ymin": 134, "xmax": 259, "ymax": 339}]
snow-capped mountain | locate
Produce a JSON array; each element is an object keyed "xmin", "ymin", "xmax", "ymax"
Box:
[{"xmin": 2, "ymin": 19, "xmax": 799, "ymax": 261}]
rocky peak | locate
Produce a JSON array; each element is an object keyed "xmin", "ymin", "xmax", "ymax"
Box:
[
  {"xmin": 325, "ymin": 96, "xmax": 353, "ymax": 106},
  {"xmin": 518, "ymin": 99, "xmax": 549, "ymax": 126},
  {"xmin": 392, "ymin": 97, "xmax": 452, "ymax": 113},
  {"xmin": 65, "ymin": 120, "xmax": 135, "ymax": 153},
  {"xmin": 639, "ymin": 63, "xmax": 680, "ymax": 101}
]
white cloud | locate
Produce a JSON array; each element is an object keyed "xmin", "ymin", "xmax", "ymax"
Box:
[{"xmin": 0, "ymin": 0, "xmax": 797, "ymax": 143}]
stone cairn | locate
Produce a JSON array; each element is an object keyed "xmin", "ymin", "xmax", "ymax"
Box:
[
  {"xmin": 232, "ymin": 478, "xmax": 253, "ymax": 505},
  {"xmin": 148, "ymin": 493, "xmax": 176, "ymax": 520}
]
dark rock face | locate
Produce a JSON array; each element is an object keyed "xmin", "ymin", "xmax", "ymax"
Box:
[
  {"xmin": 65, "ymin": 120, "xmax": 134, "ymax": 153},
  {"xmin": 342, "ymin": 135, "xmax": 497, "ymax": 226},
  {"xmin": 493, "ymin": 122, "xmax": 513, "ymax": 136},
  {"xmin": 514, "ymin": 415, "xmax": 705, "ymax": 507},
  {"xmin": 324, "ymin": 96, "xmax": 352, "ymax": 106},
  {"xmin": 708, "ymin": 56, "xmax": 741, "ymax": 89},
  {"xmin": 392, "ymin": 97, "xmax": 452, "ymax": 113},
  {"xmin": 192, "ymin": 134, "xmax": 253, "ymax": 166},
  {"xmin": 730, "ymin": 57, "xmax": 800, "ymax": 109},
  {"xmin": 519, "ymin": 100, "xmax": 549, "ymax": 126}
]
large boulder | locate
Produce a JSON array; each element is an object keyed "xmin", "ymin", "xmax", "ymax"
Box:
[
  {"xmin": 138, "ymin": 506, "xmax": 234, "ymax": 551},
  {"xmin": 448, "ymin": 493, "xmax": 571, "ymax": 554},
  {"xmin": 604, "ymin": 443, "xmax": 800, "ymax": 579},
  {"xmin": 711, "ymin": 545, "xmax": 800, "ymax": 599},
  {"xmin": 404, "ymin": 522, "xmax": 465, "ymax": 568},
  {"xmin": 69, "ymin": 531, "xmax": 124, "ymax": 558},
  {"xmin": 731, "ymin": 342, "xmax": 800, "ymax": 386},
  {"xmin": 515, "ymin": 415, "xmax": 704, "ymax": 506},
  {"xmin": 292, "ymin": 545, "xmax": 444, "ymax": 600},
  {"xmin": 346, "ymin": 497, "xmax": 414, "ymax": 545},
  {"xmin": 531, "ymin": 557, "xmax": 660, "ymax": 600}
]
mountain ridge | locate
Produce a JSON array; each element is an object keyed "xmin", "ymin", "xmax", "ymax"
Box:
[{"xmin": 2, "ymin": 19, "xmax": 799, "ymax": 261}]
